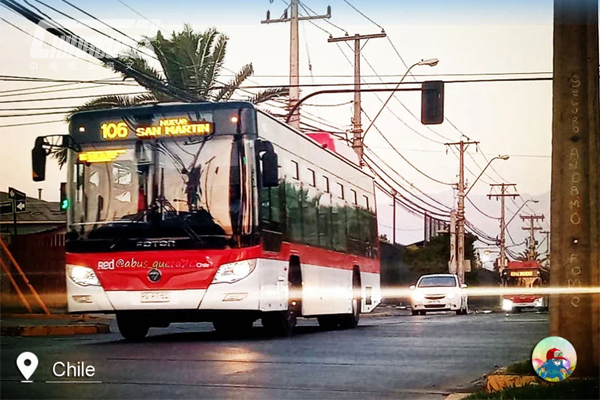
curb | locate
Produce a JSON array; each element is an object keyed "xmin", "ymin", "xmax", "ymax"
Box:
[
  {"xmin": 445, "ymin": 393, "xmax": 471, "ymax": 400},
  {"xmin": 1, "ymin": 313, "xmax": 111, "ymax": 321},
  {"xmin": 1, "ymin": 323, "xmax": 111, "ymax": 337}
]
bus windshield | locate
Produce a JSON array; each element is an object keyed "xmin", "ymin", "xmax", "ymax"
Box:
[{"xmin": 66, "ymin": 135, "xmax": 253, "ymax": 252}]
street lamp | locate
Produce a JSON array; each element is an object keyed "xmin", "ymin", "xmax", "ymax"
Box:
[
  {"xmin": 464, "ymin": 155, "xmax": 510, "ymax": 197},
  {"xmin": 505, "ymin": 199, "xmax": 540, "ymax": 228},
  {"xmin": 362, "ymin": 58, "xmax": 440, "ymax": 142}
]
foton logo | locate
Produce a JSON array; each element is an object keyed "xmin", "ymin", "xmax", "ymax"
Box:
[
  {"xmin": 136, "ymin": 240, "xmax": 176, "ymax": 248},
  {"xmin": 97, "ymin": 260, "xmax": 115, "ymax": 270}
]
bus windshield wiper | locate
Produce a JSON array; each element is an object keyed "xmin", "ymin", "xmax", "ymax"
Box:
[{"xmin": 108, "ymin": 197, "xmax": 204, "ymax": 250}]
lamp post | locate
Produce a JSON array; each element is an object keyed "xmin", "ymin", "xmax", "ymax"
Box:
[
  {"xmin": 464, "ymin": 155, "xmax": 510, "ymax": 197},
  {"xmin": 361, "ymin": 58, "xmax": 439, "ymax": 144},
  {"xmin": 505, "ymin": 199, "xmax": 540, "ymax": 228},
  {"xmin": 457, "ymin": 154, "xmax": 509, "ymax": 283}
]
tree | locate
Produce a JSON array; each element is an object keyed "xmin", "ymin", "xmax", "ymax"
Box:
[
  {"xmin": 53, "ymin": 25, "xmax": 287, "ymax": 167},
  {"xmin": 403, "ymin": 233, "xmax": 478, "ymax": 277}
]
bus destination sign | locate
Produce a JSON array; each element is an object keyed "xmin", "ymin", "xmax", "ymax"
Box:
[
  {"xmin": 99, "ymin": 118, "xmax": 214, "ymax": 141},
  {"xmin": 509, "ymin": 270, "xmax": 536, "ymax": 277}
]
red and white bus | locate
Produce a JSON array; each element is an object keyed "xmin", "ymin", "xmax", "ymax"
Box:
[{"xmin": 32, "ymin": 102, "xmax": 381, "ymax": 340}]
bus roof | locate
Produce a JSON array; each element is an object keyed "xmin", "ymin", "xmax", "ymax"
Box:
[{"xmin": 69, "ymin": 101, "xmax": 256, "ymax": 121}]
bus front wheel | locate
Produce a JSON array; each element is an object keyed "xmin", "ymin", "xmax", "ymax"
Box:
[
  {"xmin": 116, "ymin": 313, "xmax": 149, "ymax": 341},
  {"xmin": 262, "ymin": 310, "xmax": 296, "ymax": 337}
]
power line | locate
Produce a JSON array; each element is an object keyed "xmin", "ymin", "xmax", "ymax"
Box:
[
  {"xmin": 466, "ymin": 196, "xmax": 499, "ymax": 220},
  {"xmin": 0, "ymin": 82, "xmax": 139, "ymax": 98},
  {"xmin": 33, "ymin": 0, "xmax": 160, "ymax": 62},
  {"xmin": 364, "ymin": 145, "xmax": 452, "ymax": 213},
  {"xmin": 358, "ymin": 46, "xmax": 451, "ymax": 143},
  {"xmin": 0, "ymin": 110, "xmax": 71, "ymax": 117},
  {"xmin": 2, "ymin": 0, "xmax": 197, "ymax": 101},
  {"xmin": 0, "ymin": 91, "xmax": 147, "ymax": 103},
  {"xmin": 342, "ymin": 0, "xmax": 385, "ymax": 32},
  {"xmin": 0, "ymin": 14, "xmax": 102, "ymax": 67},
  {"xmin": 115, "ymin": 0, "xmax": 162, "ymax": 30},
  {"xmin": 0, "ymin": 119, "xmax": 64, "ymax": 128},
  {"xmin": 364, "ymin": 155, "xmax": 451, "ymax": 219},
  {"xmin": 362, "ymin": 110, "xmax": 454, "ymax": 186},
  {"xmin": 298, "ymin": 1, "xmax": 347, "ymax": 35}
]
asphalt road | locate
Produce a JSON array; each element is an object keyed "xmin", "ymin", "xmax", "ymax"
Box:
[{"xmin": 1, "ymin": 311, "xmax": 549, "ymax": 400}]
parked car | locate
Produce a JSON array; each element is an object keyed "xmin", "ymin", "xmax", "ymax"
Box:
[{"xmin": 409, "ymin": 274, "xmax": 468, "ymax": 315}]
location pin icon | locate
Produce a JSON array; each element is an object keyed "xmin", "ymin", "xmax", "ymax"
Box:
[{"xmin": 16, "ymin": 352, "xmax": 38, "ymax": 382}]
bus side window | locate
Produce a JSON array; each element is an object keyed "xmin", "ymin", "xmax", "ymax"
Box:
[{"xmin": 285, "ymin": 181, "xmax": 302, "ymax": 242}]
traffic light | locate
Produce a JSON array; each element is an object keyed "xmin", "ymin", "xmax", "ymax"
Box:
[
  {"xmin": 32, "ymin": 137, "xmax": 47, "ymax": 182},
  {"xmin": 59, "ymin": 182, "xmax": 69, "ymax": 211},
  {"xmin": 421, "ymin": 81, "xmax": 444, "ymax": 125}
]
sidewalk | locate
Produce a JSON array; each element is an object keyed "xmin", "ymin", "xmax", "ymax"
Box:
[{"xmin": 0, "ymin": 313, "xmax": 112, "ymax": 337}]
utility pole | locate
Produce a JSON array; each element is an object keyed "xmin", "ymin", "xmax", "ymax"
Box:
[
  {"xmin": 520, "ymin": 214, "xmax": 545, "ymax": 260},
  {"xmin": 551, "ymin": 0, "xmax": 599, "ymax": 376},
  {"xmin": 391, "ymin": 189, "xmax": 397, "ymax": 245},
  {"xmin": 541, "ymin": 230, "xmax": 551, "ymax": 258},
  {"xmin": 262, "ymin": 1, "xmax": 331, "ymax": 130},
  {"xmin": 445, "ymin": 140, "xmax": 479, "ymax": 284},
  {"xmin": 449, "ymin": 210, "xmax": 457, "ymax": 275},
  {"xmin": 487, "ymin": 183, "xmax": 519, "ymax": 272},
  {"xmin": 328, "ymin": 32, "xmax": 386, "ymax": 161}
]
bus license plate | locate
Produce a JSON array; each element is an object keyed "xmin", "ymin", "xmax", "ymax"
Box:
[{"xmin": 141, "ymin": 292, "xmax": 170, "ymax": 303}]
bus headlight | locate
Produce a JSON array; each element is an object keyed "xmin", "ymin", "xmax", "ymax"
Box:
[
  {"xmin": 67, "ymin": 265, "xmax": 101, "ymax": 287},
  {"xmin": 502, "ymin": 299, "xmax": 514, "ymax": 311},
  {"xmin": 212, "ymin": 259, "xmax": 257, "ymax": 284},
  {"xmin": 446, "ymin": 292, "xmax": 456, "ymax": 299}
]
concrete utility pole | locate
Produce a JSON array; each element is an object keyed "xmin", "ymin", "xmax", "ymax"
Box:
[
  {"xmin": 487, "ymin": 183, "xmax": 519, "ymax": 272},
  {"xmin": 445, "ymin": 140, "xmax": 479, "ymax": 284},
  {"xmin": 551, "ymin": 0, "xmax": 599, "ymax": 376},
  {"xmin": 449, "ymin": 210, "xmax": 457, "ymax": 274},
  {"xmin": 520, "ymin": 214, "xmax": 545, "ymax": 260},
  {"xmin": 541, "ymin": 230, "xmax": 551, "ymax": 258},
  {"xmin": 261, "ymin": 1, "xmax": 331, "ymax": 130},
  {"xmin": 327, "ymin": 32, "xmax": 386, "ymax": 161},
  {"xmin": 391, "ymin": 189, "xmax": 397, "ymax": 245}
]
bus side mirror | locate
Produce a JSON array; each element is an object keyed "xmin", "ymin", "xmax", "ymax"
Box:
[
  {"xmin": 409, "ymin": 285, "xmax": 415, "ymax": 290},
  {"xmin": 32, "ymin": 137, "xmax": 47, "ymax": 182},
  {"xmin": 461, "ymin": 284, "xmax": 468, "ymax": 289},
  {"xmin": 257, "ymin": 140, "xmax": 279, "ymax": 188},
  {"xmin": 262, "ymin": 151, "xmax": 279, "ymax": 187}
]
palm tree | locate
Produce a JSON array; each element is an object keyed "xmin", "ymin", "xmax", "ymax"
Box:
[{"xmin": 53, "ymin": 25, "xmax": 287, "ymax": 167}]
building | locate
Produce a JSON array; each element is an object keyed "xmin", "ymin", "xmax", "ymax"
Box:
[{"xmin": 0, "ymin": 191, "xmax": 66, "ymax": 235}]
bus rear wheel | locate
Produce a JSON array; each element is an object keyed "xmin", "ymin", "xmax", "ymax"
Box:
[
  {"xmin": 317, "ymin": 316, "xmax": 339, "ymax": 330},
  {"xmin": 339, "ymin": 269, "xmax": 361, "ymax": 329},
  {"xmin": 116, "ymin": 313, "xmax": 149, "ymax": 341}
]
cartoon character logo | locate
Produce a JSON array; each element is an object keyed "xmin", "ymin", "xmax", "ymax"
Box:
[
  {"xmin": 536, "ymin": 348, "xmax": 569, "ymax": 381},
  {"xmin": 532, "ymin": 337, "xmax": 577, "ymax": 382}
]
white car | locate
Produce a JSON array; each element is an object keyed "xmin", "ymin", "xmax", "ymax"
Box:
[{"xmin": 409, "ymin": 274, "xmax": 468, "ymax": 315}]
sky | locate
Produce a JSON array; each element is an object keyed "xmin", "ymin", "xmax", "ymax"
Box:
[{"xmin": 0, "ymin": 0, "xmax": 564, "ymax": 252}]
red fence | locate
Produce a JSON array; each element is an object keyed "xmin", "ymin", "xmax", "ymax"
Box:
[{"xmin": 1, "ymin": 231, "xmax": 67, "ymax": 312}]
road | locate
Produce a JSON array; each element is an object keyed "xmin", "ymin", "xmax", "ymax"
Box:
[{"xmin": 1, "ymin": 311, "xmax": 548, "ymax": 399}]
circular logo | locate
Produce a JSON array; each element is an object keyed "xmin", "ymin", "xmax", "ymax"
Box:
[
  {"xmin": 532, "ymin": 336, "xmax": 577, "ymax": 382},
  {"xmin": 147, "ymin": 268, "xmax": 162, "ymax": 283}
]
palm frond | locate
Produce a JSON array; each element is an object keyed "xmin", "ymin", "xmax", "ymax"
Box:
[
  {"xmin": 200, "ymin": 34, "xmax": 227, "ymax": 98},
  {"xmin": 66, "ymin": 94, "xmax": 157, "ymax": 122},
  {"xmin": 246, "ymin": 87, "xmax": 289, "ymax": 104},
  {"xmin": 213, "ymin": 63, "xmax": 253, "ymax": 101}
]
